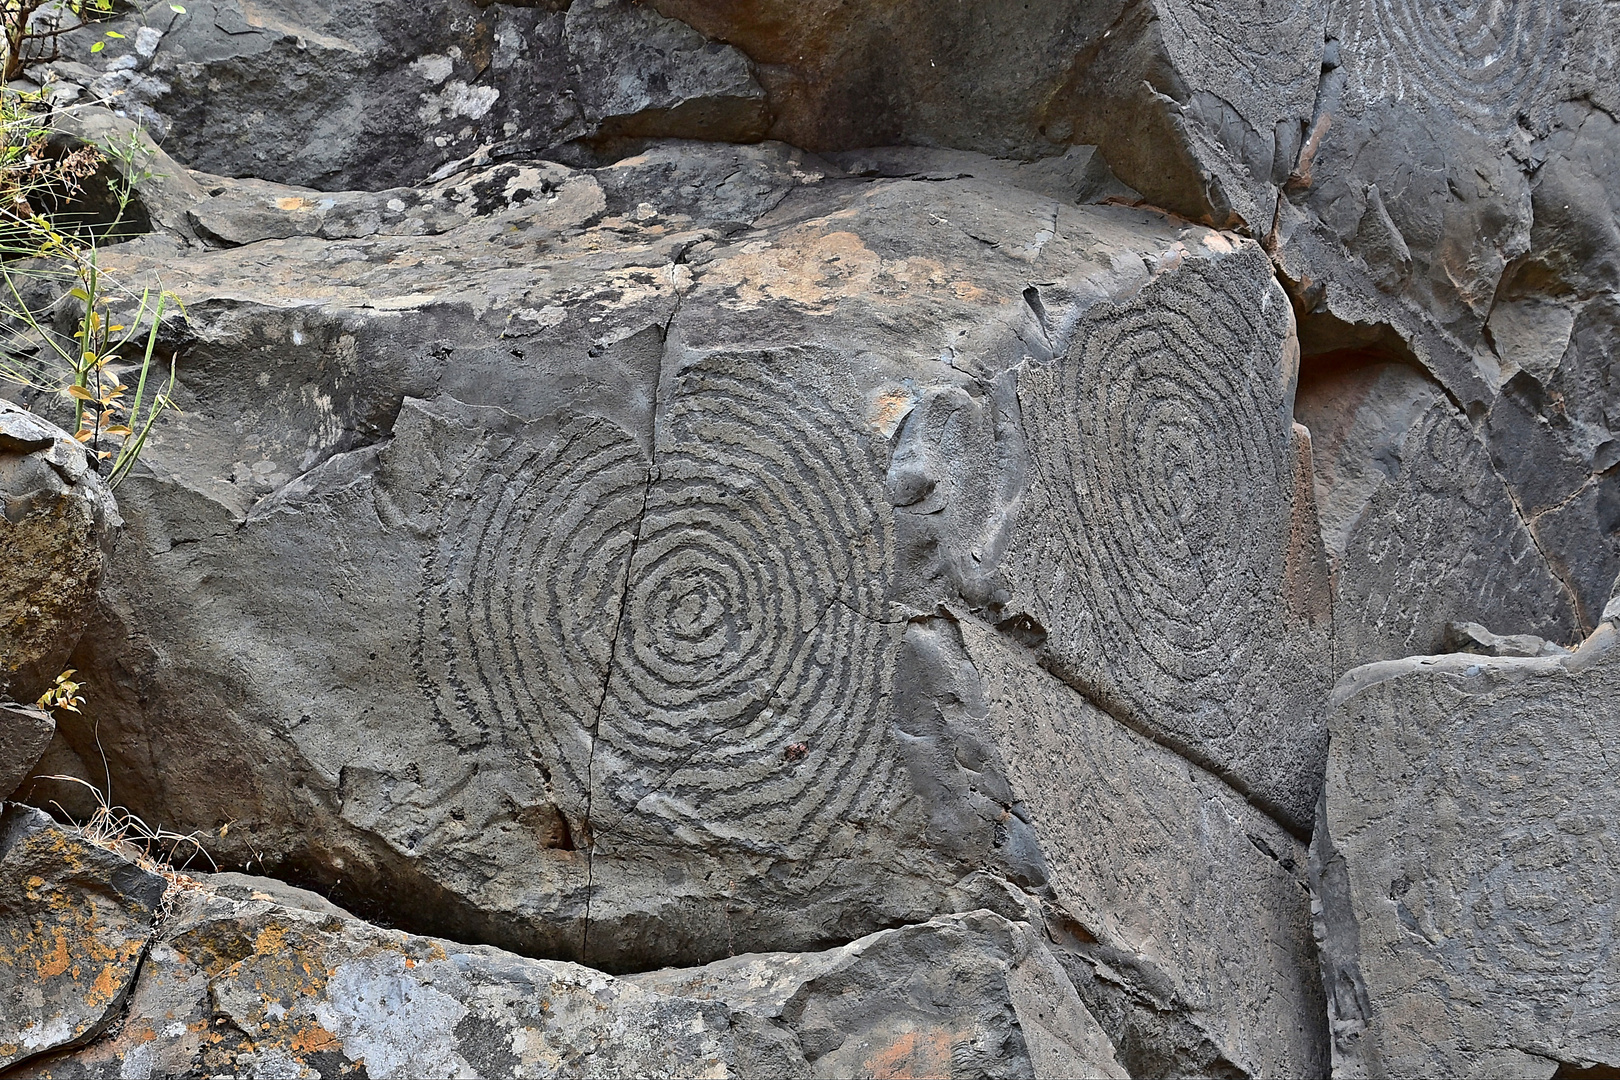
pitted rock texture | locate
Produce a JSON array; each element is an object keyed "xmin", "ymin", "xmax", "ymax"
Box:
[
  {"xmin": 0, "ymin": 805, "xmax": 165, "ymax": 1071},
  {"xmin": 950, "ymin": 618, "xmax": 1328, "ymax": 1077},
  {"xmin": 0, "ymin": 403, "xmax": 117, "ymax": 704},
  {"xmin": 1010, "ymin": 239, "xmax": 1330, "ymax": 830},
  {"xmin": 1296, "ymin": 358, "xmax": 1579, "ymax": 671},
  {"xmin": 7, "ymin": 0, "xmax": 1620, "ymax": 1074},
  {"xmin": 1313, "ymin": 617, "xmax": 1620, "ymax": 1078},
  {"xmin": 49, "ymin": 0, "xmax": 766, "ymax": 190}
]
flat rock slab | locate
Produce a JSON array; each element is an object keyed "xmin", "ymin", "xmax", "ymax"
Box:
[
  {"xmin": 1314, "ymin": 619, "xmax": 1620, "ymax": 1077},
  {"xmin": 1296, "ymin": 359, "xmax": 1578, "ymax": 670},
  {"xmin": 0, "ymin": 804, "xmax": 165, "ymax": 1071},
  {"xmin": 1006, "ymin": 238, "xmax": 1332, "ymax": 830},
  {"xmin": 952, "ymin": 617, "xmax": 1328, "ymax": 1078}
]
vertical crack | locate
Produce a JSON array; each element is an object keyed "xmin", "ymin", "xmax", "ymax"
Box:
[{"xmin": 580, "ymin": 284, "xmax": 685, "ymax": 961}]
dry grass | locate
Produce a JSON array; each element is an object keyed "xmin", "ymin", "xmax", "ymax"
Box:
[{"xmin": 39, "ymin": 774, "xmax": 214, "ymax": 917}]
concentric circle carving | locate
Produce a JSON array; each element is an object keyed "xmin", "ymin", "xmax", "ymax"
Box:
[
  {"xmin": 1337, "ymin": 0, "xmax": 1563, "ymax": 131},
  {"xmin": 1021, "ymin": 250, "xmax": 1290, "ymax": 740},
  {"xmin": 419, "ymin": 359, "xmax": 897, "ymax": 854}
]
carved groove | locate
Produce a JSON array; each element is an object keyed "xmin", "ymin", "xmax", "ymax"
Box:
[
  {"xmin": 420, "ymin": 360, "xmax": 897, "ymax": 856},
  {"xmin": 1336, "ymin": 0, "xmax": 1563, "ymax": 132},
  {"xmin": 1021, "ymin": 250, "xmax": 1290, "ymax": 743}
]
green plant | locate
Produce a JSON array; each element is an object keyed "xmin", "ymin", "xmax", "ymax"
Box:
[
  {"xmin": 2, "ymin": 0, "xmax": 113, "ymax": 82},
  {"xmin": 0, "ymin": 86, "xmax": 182, "ymax": 488}
]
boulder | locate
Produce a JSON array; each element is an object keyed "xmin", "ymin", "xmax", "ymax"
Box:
[
  {"xmin": 1003, "ymin": 235, "xmax": 1332, "ymax": 830},
  {"xmin": 0, "ymin": 403, "xmax": 117, "ymax": 705},
  {"xmin": 50, "ymin": 0, "xmax": 766, "ymax": 191},
  {"xmin": 1312, "ymin": 608, "xmax": 1620, "ymax": 1077},
  {"xmin": 949, "ymin": 617, "xmax": 1328, "ymax": 1078},
  {"xmin": 0, "ymin": 804, "xmax": 166, "ymax": 1072},
  {"xmin": 15, "ymin": 848, "xmax": 1125, "ymax": 1079},
  {"xmin": 18, "ymin": 145, "xmax": 1332, "ymax": 1042}
]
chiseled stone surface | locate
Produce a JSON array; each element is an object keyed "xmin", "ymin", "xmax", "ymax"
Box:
[
  {"xmin": 1295, "ymin": 359, "xmax": 1579, "ymax": 671},
  {"xmin": 0, "ymin": 805, "xmax": 165, "ymax": 1072},
  {"xmin": 1006, "ymin": 238, "xmax": 1332, "ymax": 831},
  {"xmin": 1313, "ymin": 614, "xmax": 1620, "ymax": 1078},
  {"xmin": 11, "ymin": 144, "xmax": 1329, "ymax": 998}
]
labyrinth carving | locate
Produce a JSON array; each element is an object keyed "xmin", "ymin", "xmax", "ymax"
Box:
[{"xmin": 418, "ymin": 358, "xmax": 898, "ymax": 854}]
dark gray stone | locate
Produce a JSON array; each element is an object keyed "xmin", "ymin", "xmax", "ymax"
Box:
[
  {"xmin": 0, "ymin": 706, "xmax": 55, "ymax": 802},
  {"xmin": 1313, "ymin": 614, "xmax": 1620, "ymax": 1077},
  {"xmin": 1295, "ymin": 359, "xmax": 1579, "ymax": 670},
  {"xmin": 50, "ymin": 0, "xmax": 765, "ymax": 191},
  {"xmin": 0, "ymin": 404, "xmax": 117, "ymax": 705},
  {"xmin": 1005, "ymin": 237, "xmax": 1332, "ymax": 831}
]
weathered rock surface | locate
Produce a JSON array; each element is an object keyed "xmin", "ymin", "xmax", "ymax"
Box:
[
  {"xmin": 948, "ymin": 617, "xmax": 1328, "ymax": 1077},
  {"xmin": 1005, "ymin": 237, "xmax": 1331, "ymax": 829},
  {"xmin": 0, "ymin": 403, "xmax": 117, "ymax": 705},
  {"xmin": 1312, "ymin": 612, "xmax": 1620, "ymax": 1077},
  {"xmin": 11, "ymin": 141, "xmax": 1334, "ymax": 1004},
  {"xmin": 5, "ymin": 0, "xmax": 1618, "ymax": 1074},
  {"xmin": 0, "ymin": 706, "xmax": 55, "ymax": 802},
  {"xmin": 0, "ymin": 804, "xmax": 165, "ymax": 1072},
  {"xmin": 52, "ymin": 0, "xmax": 766, "ymax": 190},
  {"xmin": 1296, "ymin": 358, "xmax": 1579, "ymax": 670},
  {"xmin": 10, "ymin": 825, "xmax": 1123, "ymax": 1080}
]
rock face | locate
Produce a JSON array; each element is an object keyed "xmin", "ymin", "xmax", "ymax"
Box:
[
  {"xmin": 1312, "ymin": 614, "xmax": 1620, "ymax": 1077},
  {"xmin": 3, "ymin": 0, "xmax": 1617, "ymax": 1074},
  {"xmin": 0, "ymin": 403, "xmax": 117, "ymax": 705}
]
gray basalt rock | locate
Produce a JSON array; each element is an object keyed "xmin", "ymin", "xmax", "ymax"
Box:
[
  {"xmin": 1295, "ymin": 359, "xmax": 1579, "ymax": 670},
  {"xmin": 0, "ymin": 403, "xmax": 118, "ymax": 705},
  {"xmin": 1312, "ymin": 613, "xmax": 1620, "ymax": 1078},
  {"xmin": 1003, "ymin": 236, "xmax": 1332, "ymax": 831},
  {"xmin": 0, "ymin": 706, "xmax": 55, "ymax": 802},
  {"xmin": 951, "ymin": 617, "xmax": 1328, "ymax": 1078},
  {"xmin": 0, "ymin": 804, "xmax": 166, "ymax": 1072},
  {"xmin": 51, "ymin": 0, "xmax": 766, "ymax": 191},
  {"xmin": 17, "ymin": 851, "xmax": 1124, "ymax": 1080},
  {"xmin": 16, "ymin": 146, "xmax": 1332, "ymax": 1048}
]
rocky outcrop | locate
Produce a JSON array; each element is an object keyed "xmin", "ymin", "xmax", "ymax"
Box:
[
  {"xmin": 0, "ymin": 805, "xmax": 165, "ymax": 1071},
  {"xmin": 1312, "ymin": 606, "xmax": 1620, "ymax": 1077},
  {"xmin": 0, "ymin": 404, "xmax": 117, "ymax": 705},
  {"xmin": 2, "ymin": 0, "xmax": 1616, "ymax": 1074}
]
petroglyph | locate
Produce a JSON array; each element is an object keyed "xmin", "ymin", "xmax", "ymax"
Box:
[
  {"xmin": 1015, "ymin": 244, "xmax": 1328, "ymax": 830},
  {"xmin": 1332, "ymin": 0, "xmax": 1565, "ymax": 132},
  {"xmin": 419, "ymin": 357, "xmax": 898, "ymax": 857}
]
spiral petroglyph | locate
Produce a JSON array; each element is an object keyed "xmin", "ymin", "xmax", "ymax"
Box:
[
  {"xmin": 1019, "ymin": 247, "xmax": 1294, "ymax": 747},
  {"xmin": 419, "ymin": 417, "xmax": 651, "ymax": 812},
  {"xmin": 593, "ymin": 358, "xmax": 898, "ymax": 850},
  {"xmin": 420, "ymin": 359, "xmax": 898, "ymax": 854},
  {"xmin": 1335, "ymin": 0, "xmax": 1564, "ymax": 131}
]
